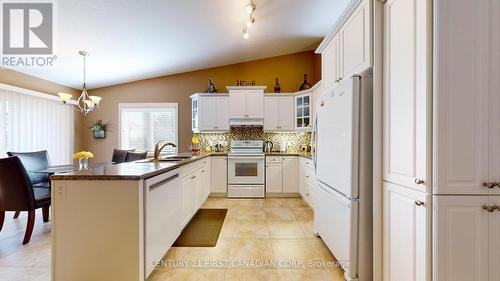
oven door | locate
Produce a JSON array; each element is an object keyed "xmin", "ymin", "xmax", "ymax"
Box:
[{"xmin": 228, "ymin": 155, "xmax": 264, "ymax": 185}]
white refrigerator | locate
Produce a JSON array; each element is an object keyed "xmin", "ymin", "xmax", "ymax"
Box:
[{"xmin": 313, "ymin": 76, "xmax": 373, "ymax": 281}]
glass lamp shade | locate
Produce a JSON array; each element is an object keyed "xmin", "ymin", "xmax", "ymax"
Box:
[
  {"xmin": 89, "ymin": 96, "xmax": 102, "ymax": 106},
  {"xmin": 57, "ymin": 92, "xmax": 72, "ymax": 103}
]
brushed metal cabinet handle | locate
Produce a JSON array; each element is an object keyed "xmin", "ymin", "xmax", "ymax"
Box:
[
  {"xmin": 483, "ymin": 182, "xmax": 497, "ymax": 189},
  {"xmin": 483, "ymin": 205, "xmax": 498, "ymax": 212},
  {"xmin": 415, "ymin": 178, "xmax": 424, "ymax": 185},
  {"xmin": 415, "ymin": 200, "xmax": 424, "ymax": 206}
]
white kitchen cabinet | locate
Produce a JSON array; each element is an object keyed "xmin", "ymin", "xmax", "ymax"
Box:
[
  {"xmin": 295, "ymin": 94, "xmax": 311, "ymax": 130},
  {"xmin": 434, "ymin": 0, "xmax": 494, "ymax": 195},
  {"xmin": 433, "ymin": 195, "xmax": 490, "ymax": 281},
  {"xmin": 190, "ymin": 94, "xmax": 229, "ymax": 132},
  {"xmin": 282, "ymin": 156, "xmax": 299, "ymax": 192},
  {"xmin": 227, "ymin": 87, "xmax": 265, "ymax": 119},
  {"xmin": 489, "ymin": 196, "xmax": 500, "ymax": 280},
  {"xmin": 264, "ymin": 96, "xmax": 294, "ymax": 131},
  {"xmin": 340, "ymin": 0, "xmax": 371, "ymax": 77},
  {"xmin": 382, "ymin": 0, "xmax": 432, "ymax": 194},
  {"xmin": 210, "ymin": 156, "xmax": 227, "ymax": 194},
  {"xmin": 322, "ymin": 36, "xmax": 336, "ymax": 90},
  {"xmin": 383, "ymin": 182, "xmax": 430, "ymax": 281},
  {"xmin": 299, "ymin": 157, "xmax": 315, "ymax": 207},
  {"xmin": 266, "ymin": 157, "xmax": 283, "ymax": 193}
]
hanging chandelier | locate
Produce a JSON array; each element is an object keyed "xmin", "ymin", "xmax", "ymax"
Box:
[
  {"xmin": 58, "ymin": 51, "xmax": 102, "ymax": 115},
  {"xmin": 242, "ymin": 0, "xmax": 256, "ymax": 39}
]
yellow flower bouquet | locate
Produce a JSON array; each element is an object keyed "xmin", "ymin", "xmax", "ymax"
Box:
[{"xmin": 73, "ymin": 151, "xmax": 94, "ymax": 170}]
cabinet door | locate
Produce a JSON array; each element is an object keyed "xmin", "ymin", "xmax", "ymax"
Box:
[
  {"xmin": 489, "ymin": 196, "xmax": 500, "ymax": 280},
  {"xmin": 341, "ymin": 0, "xmax": 371, "ymax": 77},
  {"xmin": 181, "ymin": 174, "xmax": 194, "ymax": 227},
  {"xmin": 246, "ymin": 90, "xmax": 264, "ymax": 118},
  {"xmin": 229, "ymin": 90, "xmax": 247, "ymax": 118},
  {"xmin": 434, "ymin": 0, "xmax": 490, "ymax": 195},
  {"xmin": 216, "ymin": 97, "xmax": 229, "ymax": 130},
  {"xmin": 191, "ymin": 98, "xmax": 199, "ymax": 133},
  {"xmin": 322, "ymin": 40, "xmax": 335, "ymax": 90},
  {"xmin": 335, "ymin": 31, "xmax": 343, "ymax": 82},
  {"xmin": 264, "ymin": 97, "xmax": 279, "ymax": 130},
  {"xmin": 199, "ymin": 97, "xmax": 216, "ymax": 131},
  {"xmin": 383, "ymin": 182, "xmax": 430, "ymax": 281},
  {"xmin": 490, "ymin": 0, "xmax": 500, "ymax": 192},
  {"xmin": 433, "ymin": 195, "xmax": 489, "ymax": 281},
  {"xmin": 282, "ymin": 156, "xmax": 299, "ymax": 192},
  {"xmin": 383, "ymin": 0, "xmax": 431, "ymax": 193},
  {"xmin": 266, "ymin": 162, "xmax": 283, "ymax": 193},
  {"xmin": 279, "ymin": 97, "xmax": 295, "ymax": 131},
  {"xmin": 210, "ymin": 156, "xmax": 227, "ymax": 193}
]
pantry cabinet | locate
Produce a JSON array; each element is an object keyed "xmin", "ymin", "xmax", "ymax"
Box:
[
  {"xmin": 264, "ymin": 96, "xmax": 294, "ymax": 131},
  {"xmin": 190, "ymin": 94, "xmax": 229, "ymax": 132},
  {"xmin": 382, "ymin": 0, "xmax": 432, "ymax": 194},
  {"xmin": 383, "ymin": 182, "xmax": 430, "ymax": 281}
]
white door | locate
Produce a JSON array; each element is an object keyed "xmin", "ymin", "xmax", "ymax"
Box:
[
  {"xmin": 229, "ymin": 90, "xmax": 247, "ymax": 118},
  {"xmin": 383, "ymin": 182, "xmax": 430, "ymax": 281},
  {"xmin": 282, "ymin": 156, "xmax": 299, "ymax": 192},
  {"xmin": 340, "ymin": 0, "xmax": 371, "ymax": 76},
  {"xmin": 314, "ymin": 181, "xmax": 358, "ymax": 280},
  {"xmin": 316, "ymin": 78, "xmax": 359, "ymax": 198},
  {"xmin": 434, "ymin": 0, "xmax": 490, "ymax": 195},
  {"xmin": 383, "ymin": 0, "xmax": 431, "ymax": 193},
  {"xmin": 245, "ymin": 90, "xmax": 264, "ymax": 118},
  {"xmin": 210, "ymin": 156, "xmax": 227, "ymax": 193},
  {"xmin": 433, "ymin": 195, "xmax": 489, "ymax": 281},
  {"xmin": 216, "ymin": 97, "xmax": 229, "ymax": 130},
  {"xmin": 264, "ymin": 97, "xmax": 279, "ymax": 130},
  {"xmin": 279, "ymin": 97, "xmax": 295, "ymax": 131},
  {"xmin": 266, "ymin": 162, "xmax": 282, "ymax": 193}
]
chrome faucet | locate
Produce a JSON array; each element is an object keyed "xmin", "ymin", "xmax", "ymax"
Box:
[{"xmin": 153, "ymin": 140, "xmax": 177, "ymax": 161}]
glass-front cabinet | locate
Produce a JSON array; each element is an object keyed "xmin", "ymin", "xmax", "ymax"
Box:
[
  {"xmin": 295, "ymin": 93, "xmax": 311, "ymax": 130},
  {"xmin": 191, "ymin": 98, "xmax": 199, "ymax": 132}
]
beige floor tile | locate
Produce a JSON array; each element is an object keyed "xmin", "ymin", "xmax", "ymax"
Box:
[
  {"xmin": 285, "ymin": 198, "xmax": 309, "ymax": 208},
  {"xmin": 262, "ymin": 198, "xmax": 287, "ymax": 208},
  {"xmin": 264, "ymin": 208, "xmax": 296, "ymax": 221},
  {"xmin": 298, "ymin": 221, "xmax": 319, "ymax": 238},
  {"xmin": 267, "ymin": 221, "xmax": 307, "ymax": 239},
  {"xmin": 227, "ymin": 199, "xmax": 265, "ymax": 208},
  {"xmin": 0, "ymin": 266, "xmax": 50, "ymax": 281},
  {"xmin": 227, "ymin": 207, "xmax": 267, "ymax": 221},
  {"xmin": 219, "ymin": 219, "xmax": 237, "ymax": 238},
  {"xmin": 276, "ymin": 269, "xmax": 344, "ymax": 281},
  {"xmin": 225, "ymin": 268, "xmax": 279, "ymax": 281},
  {"xmin": 203, "ymin": 198, "xmax": 231, "ymax": 208},
  {"xmin": 164, "ymin": 239, "xmax": 231, "ymax": 268},
  {"xmin": 292, "ymin": 208, "xmax": 314, "ymax": 221},
  {"xmin": 147, "ymin": 268, "xmax": 225, "ymax": 281},
  {"xmin": 228, "ymin": 239, "xmax": 273, "ymax": 267},
  {"xmin": 233, "ymin": 220, "xmax": 270, "ymax": 238},
  {"xmin": 271, "ymin": 239, "xmax": 334, "ymax": 268}
]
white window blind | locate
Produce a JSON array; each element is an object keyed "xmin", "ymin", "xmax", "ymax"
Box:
[
  {"xmin": 0, "ymin": 87, "xmax": 74, "ymax": 165},
  {"xmin": 119, "ymin": 103, "xmax": 178, "ymax": 155}
]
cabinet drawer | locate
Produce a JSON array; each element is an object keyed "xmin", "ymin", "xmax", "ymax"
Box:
[{"xmin": 266, "ymin": 156, "xmax": 283, "ymax": 163}]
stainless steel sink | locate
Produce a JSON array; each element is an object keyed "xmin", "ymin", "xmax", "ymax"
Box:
[{"xmin": 135, "ymin": 155, "xmax": 194, "ymax": 163}]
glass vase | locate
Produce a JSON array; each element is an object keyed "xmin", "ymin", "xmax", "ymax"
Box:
[{"xmin": 79, "ymin": 158, "xmax": 89, "ymax": 170}]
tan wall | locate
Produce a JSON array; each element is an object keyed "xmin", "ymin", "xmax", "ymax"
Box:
[
  {"xmin": 0, "ymin": 67, "xmax": 83, "ymax": 152},
  {"xmin": 83, "ymin": 51, "xmax": 320, "ymax": 162}
]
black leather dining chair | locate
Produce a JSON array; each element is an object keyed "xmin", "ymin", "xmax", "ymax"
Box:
[
  {"xmin": 7, "ymin": 150, "xmax": 51, "ymax": 220},
  {"xmin": 112, "ymin": 149, "xmax": 135, "ymax": 164},
  {"xmin": 0, "ymin": 157, "xmax": 51, "ymax": 245},
  {"xmin": 125, "ymin": 151, "xmax": 148, "ymax": 162}
]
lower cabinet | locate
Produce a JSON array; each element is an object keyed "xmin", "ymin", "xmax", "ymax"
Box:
[
  {"xmin": 283, "ymin": 156, "xmax": 299, "ymax": 192},
  {"xmin": 266, "ymin": 157, "xmax": 283, "ymax": 193},
  {"xmin": 210, "ymin": 156, "xmax": 227, "ymax": 194},
  {"xmin": 266, "ymin": 156, "xmax": 300, "ymax": 194},
  {"xmin": 180, "ymin": 159, "xmax": 210, "ymax": 228},
  {"xmin": 383, "ymin": 182, "xmax": 430, "ymax": 281},
  {"xmin": 299, "ymin": 157, "xmax": 315, "ymax": 207}
]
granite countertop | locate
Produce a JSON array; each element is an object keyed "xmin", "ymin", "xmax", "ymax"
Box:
[
  {"xmin": 50, "ymin": 152, "xmax": 311, "ymax": 181},
  {"xmin": 265, "ymin": 152, "xmax": 312, "ymax": 159},
  {"xmin": 50, "ymin": 153, "xmax": 212, "ymax": 181}
]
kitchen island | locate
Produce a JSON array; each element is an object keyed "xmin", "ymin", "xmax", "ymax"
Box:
[{"xmin": 50, "ymin": 154, "xmax": 212, "ymax": 281}]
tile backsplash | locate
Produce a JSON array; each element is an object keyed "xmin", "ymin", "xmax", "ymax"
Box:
[{"xmin": 194, "ymin": 127, "xmax": 311, "ymax": 153}]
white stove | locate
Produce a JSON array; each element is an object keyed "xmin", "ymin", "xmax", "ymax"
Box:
[{"xmin": 227, "ymin": 140, "xmax": 265, "ymax": 198}]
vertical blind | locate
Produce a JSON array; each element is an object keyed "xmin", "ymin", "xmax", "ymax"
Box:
[
  {"xmin": 0, "ymin": 88, "xmax": 74, "ymax": 165},
  {"xmin": 119, "ymin": 104, "xmax": 178, "ymax": 155}
]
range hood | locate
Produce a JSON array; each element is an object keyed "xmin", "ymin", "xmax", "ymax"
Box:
[{"xmin": 229, "ymin": 118, "xmax": 264, "ymax": 127}]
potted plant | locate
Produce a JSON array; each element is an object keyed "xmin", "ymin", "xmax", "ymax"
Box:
[{"xmin": 89, "ymin": 120, "xmax": 110, "ymax": 139}]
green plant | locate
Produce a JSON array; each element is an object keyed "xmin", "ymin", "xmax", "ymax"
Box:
[{"xmin": 89, "ymin": 120, "xmax": 110, "ymax": 132}]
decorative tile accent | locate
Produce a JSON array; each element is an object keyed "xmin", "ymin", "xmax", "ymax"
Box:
[{"xmin": 194, "ymin": 128, "xmax": 311, "ymax": 153}]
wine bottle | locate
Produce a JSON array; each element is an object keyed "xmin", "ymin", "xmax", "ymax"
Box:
[
  {"xmin": 274, "ymin": 78, "xmax": 281, "ymax": 93},
  {"xmin": 299, "ymin": 74, "xmax": 311, "ymax": 91}
]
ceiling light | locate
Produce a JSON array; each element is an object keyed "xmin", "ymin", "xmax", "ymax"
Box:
[
  {"xmin": 246, "ymin": 2, "xmax": 255, "ymax": 14},
  {"xmin": 243, "ymin": 28, "xmax": 249, "ymax": 39},
  {"xmin": 246, "ymin": 17, "xmax": 255, "ymax": 28},
  {"xmin": 57, "ymin": 92, "xmax": 72, "ymax": 103}
]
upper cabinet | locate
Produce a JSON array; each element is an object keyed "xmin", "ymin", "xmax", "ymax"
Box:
[
  {"xmin": 227, "ymin": 87, "xmax": 265, "ymax": 119},
  {"xmin": 264, "ymin": 96, "xmax": 294, "ymax": 131},
  {"xmin": 317, "ymin": 0, "xmax": 372, "ymax": 90},
  {"xmin": 383, "ymin": 0, "xmax": 432, "ymax": 194},
  {"xmin": 433, "ymin": 0, "xmax": 499, "ymax": 195},
  {"xmin": 295, "ymin": 94, "xmax": 311, "ymax": 130},
  {"xmin": 190, "ymin": 94, "xmax": 229, "ymax": 133}
]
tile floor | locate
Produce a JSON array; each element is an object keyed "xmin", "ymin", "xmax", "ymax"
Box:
[
  {"xmin": 0, "ymin": 198, "xmax": 345, "ymax": 281},
  {"xmin": 148, "ymin": 198, "xmax": 345, "ymax": 281}
]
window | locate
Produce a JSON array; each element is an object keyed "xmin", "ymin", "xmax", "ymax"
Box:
[
  {"xmin": 0, "ymin": 85, "xmax": 74, "ymax": 165},
  {"xmin": 119, "ymin": 103, "xmax": 178, "ymax": 155}
]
